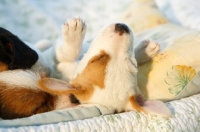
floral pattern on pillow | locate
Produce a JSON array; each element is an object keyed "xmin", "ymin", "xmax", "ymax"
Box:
[{"xmin": 165, "ymin": 65, "xmax": 196, "ymax": 96}]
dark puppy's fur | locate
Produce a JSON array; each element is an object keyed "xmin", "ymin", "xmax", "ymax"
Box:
[
  {"xmin": 0, "ymin": 27, "xmax": 78, "ymax": 119},
  {"xmin": 0, "ymin": 27, "xmax": 38, "ymax": 70},
  {"xmin": 0, "ymin": 27, "xmax": 43, "ymax": 119}
]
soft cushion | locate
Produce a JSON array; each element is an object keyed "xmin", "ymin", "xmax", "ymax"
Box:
[
  {"xmin": 135, "ymin": 23, "xmax": 200, "ymax": 101},
  {"xmin": 118, "ymin": 0, "xmax": 168, "ymax": 33}
]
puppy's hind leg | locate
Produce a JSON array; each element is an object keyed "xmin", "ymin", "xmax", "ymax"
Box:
[{"xmin": 134, "ymin": 40, "xmax": 160, "ymax": 64}]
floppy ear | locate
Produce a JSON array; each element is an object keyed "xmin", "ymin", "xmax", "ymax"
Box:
[
  {"xmin": 38, "ymin": 78, "xmax": 80, "ymax": 95},
  {"xmin": 142, "ymin": 100, "xmax": 171, "ymax": 117},
  {"xmin": 0, "ymin": 43, "xmax": 12, "ymax": 61},
  {"xmin": 129, "ymin": 95, "xmax": 171, "ymax": 117},
  {"xmin": 0, "ymin": 27, "xmax": 38, "ymax": 69}
]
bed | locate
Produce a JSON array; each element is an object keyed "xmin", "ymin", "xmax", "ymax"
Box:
[{"xmin": 1, "ymin": 0, "xmax": 200, "ymax": 131}]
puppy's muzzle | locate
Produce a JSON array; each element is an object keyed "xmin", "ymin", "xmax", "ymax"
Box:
[{"xmin": 115, "ymin": 23, "xmax": 129, "ymax": 36}]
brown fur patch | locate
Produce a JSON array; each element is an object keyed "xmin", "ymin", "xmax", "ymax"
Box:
[
  {"xmin": 129, "ymin": 95, "xmax": 146, "ymax": 113},
  {"xmin": 0, "ymin": 82, "xmax": 57, "ymax": 119},
  {"xmin": 70, "ymin": 50, "xmax": 111, "ymax": 102},
  {"xmin": 0, "ymin": 62, "xmax": 8, "ymax": 72}
]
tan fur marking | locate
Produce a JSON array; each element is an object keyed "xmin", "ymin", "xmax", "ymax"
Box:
[
  {"xmin": 0, "ymin": 62, "xmax": 8, "ymax": 72},
  {"xmin": 0, "ymin": 82, "xmax": 56, "ymax": 119},
  {"xmin": 129, "ymin": 95, "xmax": 146, "ymax": 113},
  {"xmin": 70, "ymin": 50, "xmax": 111, "ymax": 102}
]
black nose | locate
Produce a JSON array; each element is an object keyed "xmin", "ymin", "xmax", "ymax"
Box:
[{"xmin": 115, "ymin": 23, "xmax": 129, "ymax": 35}]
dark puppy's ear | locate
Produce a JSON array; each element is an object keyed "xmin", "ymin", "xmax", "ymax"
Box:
[
  {"xmin": 0, "ymin": 37, "xmax": 13, "ymax": 65},
  {"xmin": 0, "ymin": 27, "xmax": 38, "ymax": 69}
]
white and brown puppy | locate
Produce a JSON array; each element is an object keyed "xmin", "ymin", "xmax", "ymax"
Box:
[{"xmin": 39, "ymin": 18, "xmax": 171, "ymax": 117}]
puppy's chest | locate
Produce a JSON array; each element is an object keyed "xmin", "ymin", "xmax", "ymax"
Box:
[{"xmin": 88, "ymin": 60, "xmax": 137, "ymax": 110}]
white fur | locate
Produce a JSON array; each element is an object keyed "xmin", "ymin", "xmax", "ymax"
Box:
[{"xmin": 0, "ymin": 70, "xmax": 41, "ymax": 90}]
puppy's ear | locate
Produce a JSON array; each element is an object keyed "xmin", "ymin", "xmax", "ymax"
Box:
[
  {"xmin": 0, "ymin": 27, "xmax": 38, "ymax": 69},
  {"xmin": 38, "ymin": 78, "xmax": 80, "ymax": 95},
  {"xmin": 129, "ymin": 95, "xmax": 171, "ymax": 117},
  {"xmin": 142, "ymin": 100, "xmax": 171, "ymax": 117},
  {"xmin": 0, "ymin": 37, "xmax": 13, "ymax": 65}
]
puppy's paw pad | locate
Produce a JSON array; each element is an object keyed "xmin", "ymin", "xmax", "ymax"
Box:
[
  {"xmin": 62, "ymin": 18, "xmax": 86, "ymax": 35},
  {"xmin": 62, "ymin": 17, "xmax": 86, "ymax": 43}
]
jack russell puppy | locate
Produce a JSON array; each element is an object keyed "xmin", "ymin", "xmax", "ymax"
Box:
[
  {"xmin": 40, "ymin": 18, "xmax": 171, "ymax": 116},
  {"xmin": 0, "ymin": 18, "xmax": 171, "ymax": 119}
]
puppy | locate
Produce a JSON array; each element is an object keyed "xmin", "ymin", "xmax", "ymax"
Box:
[
  {"xmin": 0, "ymin": 27, "xmax": 53, "ymax": 119},
  {"xmin": 0, "ymin": 27, "xmax": 38, "ymax": 71},
  {"xmin": 0, "ymin": 25, "xmax": 83, "ymax": 119},
  {"xmin": 0, "ymin": 27, "xmax": 50, "ymax": 73},
  {"xmin": 39, "ymin": 18, "xmax": 171, "ymax": 117}
]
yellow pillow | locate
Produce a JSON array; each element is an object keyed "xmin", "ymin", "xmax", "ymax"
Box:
[
  {"xmin": 135, "ymin": 23, "xmax": 200, "ymax": 101},
  {"xmin": 118, "ymin": 0, "xmax": 168, "ymax": 33}
]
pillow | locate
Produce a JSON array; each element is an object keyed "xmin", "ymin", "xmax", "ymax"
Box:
[
  {"xmin": 118, "ymin": 0, "xmax": 168, "ymax": 33},
  {"xmin": 0, "ymin": 105, "xmax": 115, "ymax": 127},
  {"xmin": 135, "ymin": 23, "xmax": 200, "ymax": 101}
]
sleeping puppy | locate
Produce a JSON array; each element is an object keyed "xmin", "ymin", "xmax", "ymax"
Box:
[
  {"xmin": 0, "ymin": 27, "xmax": 38, "ymax": 71},
  {"xmin": 0, "ymin": 27, "xmax": 50, "ymax": 72},
  {"xmin": 39, "ymin": 18, "xmax": 171, "ymax": 117},
  {"xmin": 0, "ymin": 27, "xmax": 52, "ymax": 119}
]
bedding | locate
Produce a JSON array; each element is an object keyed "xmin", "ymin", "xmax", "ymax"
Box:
[
  {"xmin": 1, "ymin": 93, "xmax": 200, "ymax": 131},
  {"xmin": 1, "ymin": 0, "xmax": 200, "ymax": 131},
  {"xmin": 118, "ymin": 0, "xmax": 168, "ymax": 33}
]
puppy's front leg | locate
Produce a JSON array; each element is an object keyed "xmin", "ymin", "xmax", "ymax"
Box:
[
  {"xmin": 44, "ymin": 18, "xmax": 86, "ymax": 81},
  {"xmin": 57, "ymin": 18, "xmax": 86, "ymax": 62},
  {"xmin": 134, "ymin": 40, "xmax": 160, "ymax": 64},
  {"xmin": 56, "ymin": 18, "xmax": 86, "ymax": 81}
]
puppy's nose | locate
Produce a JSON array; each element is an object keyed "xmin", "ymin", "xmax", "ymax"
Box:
[{"xmin": 115, "ymin": 23, "xmax": 129, "ymax": 35}]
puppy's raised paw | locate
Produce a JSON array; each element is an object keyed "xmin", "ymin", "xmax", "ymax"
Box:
[
  {"xmin": 62, "ymin": 17, "xmax": 86, "ymax": 48},
  {"xmin": 135, "ymin": 39, "xmax": 160, "ymax": 64},
  {"xmin": 143, "ymin": 40, "xmax": 160, "ymax": 58}
]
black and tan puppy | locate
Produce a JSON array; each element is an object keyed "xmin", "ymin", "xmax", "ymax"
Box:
[
  {"xmin": 0, "ymin": 27, "xmax": 38, "ymax": 71},
  {"xmin": 0, "ymin": 27, "xmax": 55, "ymax": 119}
]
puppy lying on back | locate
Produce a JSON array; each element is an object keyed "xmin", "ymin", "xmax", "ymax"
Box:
[{"xmin": 40, "ymin": 18, "xmax": 171, "ymax": 117}]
